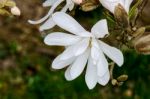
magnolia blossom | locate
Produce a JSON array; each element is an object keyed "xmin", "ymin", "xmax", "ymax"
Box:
[
  {"xmin": 44, "ymin": 12, "xmax": 124, "ymax": 89},
  {"xmin": 99, "ymin": 0, "xmax": 133, "ymax": 14},
  {"xmin": 28, "ymin": 0, "xmax": 75, "ymax": 31}
]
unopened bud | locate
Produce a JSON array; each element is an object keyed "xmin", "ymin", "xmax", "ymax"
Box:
[
  {"xmin": 117, "ymin": 75, "xmax": 128, "ymax": 82},
  {"xmin": 132, "ymin": 27, "xmax": 145, "ymax": 38},
  {"xmin": 134, "ymin": 33, "xmax": 150, "ymax": 55},
  {"xmin": 80, "ymin": 0, "xmax": 99, "ymax": 12},
  {"xmin": 111, "ymin": 79, "xmax": 118, "ymax": 86},
  {"xmin": 11, "ymin": 6, "xmax": 21, "ymax": 16},
  {"xmin": 114, "ymin": 4, "xmax": 129, "ymax": 28}
]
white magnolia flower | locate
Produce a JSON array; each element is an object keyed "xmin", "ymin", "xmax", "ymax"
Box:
[
  {"xmin": 28, "ymin": 0, "xmax": 75, "ymax": 31},
  {"xmin": 99, "ymin": 0, "xmax": 133, "ymax": 14},
  {"xmin": 44, "ymin": 12, "xmax": 124, "ymax": 89}
]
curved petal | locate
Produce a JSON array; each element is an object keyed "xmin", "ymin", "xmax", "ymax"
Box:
[
  {"xmin": 28, "ymin": 0, "xmax": 63, "ymax": 24},
  {"xmin": 60, "ymin": 38, "xmax": 89, "ymax": 60},
  {"xmin": 65, "ymin": 66, "xmax": 74, "ymax": 81},
  {"xmin": 91, "ymin": 38, "xmax": 101, "ymax": 64},
  {"xmin": 91, "ymin": 19, "xmax": 109, "ymax": 38},
  {"xmin": 60, "ymin": 45, "xmax": 77, "ymax": 60},
  {"xmin": 99, "ymin": 40, "xmax": 124, "ymax": 66},
  {"xmin": 44, "ymin": 32, "xmax": 81, "ymax": 46},
  {"xmin": 66, "ymin": 0, "xmax": 75, "ymax": 11},
  {"xmin": 74, "ymin": 38, "xmax": 90, "ymax": 56},
  {"xmin": 100, "ymin": 0, "xmax": 121, "ymax": 13},
  {"xmin": 96, "ymin": 48, "xmax": 109, "ymax": 77},
  {"xmin": 100, "ymin": 0, "xmax": 133, "ymax": 14},
  {"xmin": 70, "ymin": 49, "xmax": 89, "ymax": 79},
  {"xmin": 52, "ymin": 12, "xmax": 91, "ymax": 37},
  {"xmin": 69, "ymin": 3, "xmax": 74, "ymax": 11},
  {"xmin": 85, "ymin": 55, "xmax": 97, "ymax": 89},
  {"xmin": 98, "ymin": 71, "xmax": 110, "ymax": 86},
  {"xmin": 91, "ymin": 46, "xmax": 99, "ymax": 65},
  {"xmin": 61, "ymin": 4, "xmax": 69, "ymax": 12},
  {"xmin": 52, "ymin": 53, "xmax": 76, "ymax": 69},
  {"xmin": 39, "ymin": 18, "xmax": 56, "ymax": 31},
  {"xmin": 91, "ymin": 39, "xmax": 108, "ymax": 77},
  {"xmin": 43, "ymin": 0, "xmax": 57, "ymax": 7}
]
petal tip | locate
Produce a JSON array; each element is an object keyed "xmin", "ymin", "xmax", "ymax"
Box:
[
  {"xmin": 28, "ymin": 20, "xmax": 33, "ymax": 24},
  {"xmin": 87, "ymin": 84, "xmax": 96, "ymax": 90}
]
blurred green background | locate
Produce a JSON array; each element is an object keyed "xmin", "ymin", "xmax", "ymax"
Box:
[{"xmin": 0, "ymin": 0, "xmax": 150, "ymax": 99}]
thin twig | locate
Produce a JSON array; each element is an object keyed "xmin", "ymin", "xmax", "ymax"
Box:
[{"xmin": 109, "ymin": 62, "xmax": 115, "ymax": 80}]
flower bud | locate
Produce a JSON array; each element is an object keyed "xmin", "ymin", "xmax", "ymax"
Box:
[
  {"xmin": 11, "ymin": 6, "xmax": 21, "ymax": 16},
  {"xmin": 114, "ymin": 4, "xmax": 129, "ymax": 28},
  {"xmin": 134, "ymin": 33, "xmax": 150, "ymax": 55},
  {"xmin": 132, "ymin": 27, "xmax": 145, "ymax": 38},
  {"xmin": 111, "ymin": 79, "xmax": 118, "ymax": 86},
  {"xmin": 80, "ymin": 0, "xmax": 99, "ymax": 12},
  {"xmin": 117, "ymin": 75, "xmax": 128, "ymax": 82}
]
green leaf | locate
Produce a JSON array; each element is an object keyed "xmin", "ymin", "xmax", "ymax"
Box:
[
  {"xmin": 103, "ymin": 11, "xmax": 115, "ymax": 23},
  {"xmin": 5, "ymin": 0, "xmax": 16, "ymax": 7},
  {"xmin": 129, "ymin": 0, "xmax": 142, "ymax": 19},
  {"xmin": 0, "ymin": 8, "xmax": 10, "ymax": 15}
]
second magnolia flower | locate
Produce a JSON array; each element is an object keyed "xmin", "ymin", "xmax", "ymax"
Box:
[
  {"xmin": 99, "ymin": 0, "xmax": 133, "ymax": 14},
  {"xmin": 44, "ymin": 12, "xmax": 124, "ymax": 89}
]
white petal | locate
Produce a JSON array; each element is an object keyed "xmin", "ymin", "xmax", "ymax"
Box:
[
  {"xmin": 65, "ymin": 66, "xmax": 74, "ymax": 81},
  {"xmin": 52, "ymin": 53, "xmax": 76, "ymax": 69},
  {"xmin": 99, "ymin": 40, "xmax": 124, "ymax": 66},
  {"xmin": 70, "ymin": 49, "xmax": 90, "ymax": 79},
  {"xmin": 52, "ymin": 12, "xmax": 91, "ymax": 37},
  {"xmin": 85, "ymin": 55, "xmax": 97, "ymax": 90},
  {"xmin": 91, "ymin": 19, "xmax": 109, "ymax": 38},
  {"xmin": 74, "ymin": 38, "xmax": 90, "ymax": 56},
  {"xmin": 61, "ymin": 4, "xmax": 69, "ymax": 12},
  {"xmin": 39, "ymin": 18, "xmax": 55, "ymax": 31},
  {"xmin": 44, "ymin": 32, "xmax": 81, "ymax": 46},
  {"xmin": 60, "ymin": 38, "xmax": 89, "ymax": 60},
  {"xmin": 69, "ymin": 3, "xmax": 74, "ymax": 11},
  {"xmin": 96, "ymin": 48, "xmax": 109, "ymax": 77},
  {"xmin": 28, "ymin": 14, "xmax": 49, "ymax": 25},
  {"xmin": 100, "ymin": 0, "xmax": 121, "ymax": 14},
  {"xmin": 43, "ymin": 0, "xmax": 57, "ymax": 7},
  {"xmin": 100, "ymin": 0, "xmax": 133, "ymax": 14},
  {"xmin": 66, "ymin": 0, "xmax": 75, "ymax": 11},
  {"xmin": 91, "ymin": 39, "xmax": 101, "ymax": 64},
  {"xmin": 28, "ymin": 0, "xmax": 63, "ymax": 24},
  {"xmin": 98, "ymin": 71, "xmax": 110, "ymax": 86},
  {"xmin": 60, "ymin": 45, "xmax": 77, "ymax": 60},
  {"xmin": 91, "ymin": 38, "xmax": 108, "ymax": 77}
]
